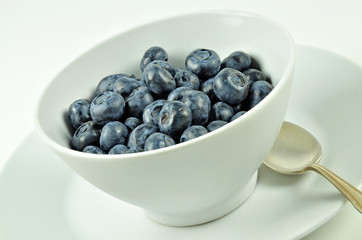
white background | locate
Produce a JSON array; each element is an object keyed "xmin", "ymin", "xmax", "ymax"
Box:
[{"xmin": 1, "ymin": 0, "xmax": 361, "ymax": 239}]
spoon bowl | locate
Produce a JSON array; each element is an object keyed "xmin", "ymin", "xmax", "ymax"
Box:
[
  {"xmin": 264, "ymin": 121, "xmax": 362, "ymax": 213},
  {"xmin": 264, "ymin": 121, "xmax": 322, "ymax": 174}
]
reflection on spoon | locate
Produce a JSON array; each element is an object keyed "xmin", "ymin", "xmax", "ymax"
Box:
[{"xmin": 264, "ymin": 121, "xmax": 362, "ymax": 213}]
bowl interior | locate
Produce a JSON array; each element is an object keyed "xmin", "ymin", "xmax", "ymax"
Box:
[{"xmin": 36, "ymin": 11, "xmax": 294, "ymax": 149}]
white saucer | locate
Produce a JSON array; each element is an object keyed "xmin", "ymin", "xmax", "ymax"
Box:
[{"xmin": 1, "ymin": 45, "xmax": 361, "ymax": 240}]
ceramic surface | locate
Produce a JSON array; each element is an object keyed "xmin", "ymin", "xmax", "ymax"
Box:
[
  {"xmin": 34, "ymin": 11, "xmax": 295, "ymax": 226},
  {"xmin": 1, "ymin": 45, "xmax": 361, "ymax": 239}
]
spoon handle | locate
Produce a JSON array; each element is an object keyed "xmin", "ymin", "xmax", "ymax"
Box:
[{"xmin": 308, "ymin": 163, "xmax": 362, "ymax": 214}]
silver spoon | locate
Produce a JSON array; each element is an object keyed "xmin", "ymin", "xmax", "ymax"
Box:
[{"xmin": 264, "ymin": 121, "xmax": 362, "ymax": 213}]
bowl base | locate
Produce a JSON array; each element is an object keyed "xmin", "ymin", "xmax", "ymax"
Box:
[{"xmin": 144, "ymin": 171, "xmax": 258, "ymax": 227}]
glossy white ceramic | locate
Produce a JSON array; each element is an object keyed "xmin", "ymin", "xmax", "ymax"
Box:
[
  {"xmin": 3, "ymin": 46, "xmax": 361, "ymax": 239},
  {"xmin": 34, "ymin": 11, "xmax": 295, "ymax": 226}
]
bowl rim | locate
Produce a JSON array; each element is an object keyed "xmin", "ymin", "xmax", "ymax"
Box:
[{"xmin": 34, "ymin": 9, "xmax": 296, "ymax": 162}]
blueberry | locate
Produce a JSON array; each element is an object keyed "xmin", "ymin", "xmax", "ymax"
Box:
[
  {"xmin": 249, "ymin": 80, "xmax": 274, "ymax": 108},
  {"xmin": 158, "ymin": 101, "xmax": 192, "ymax": 139},
  {"xmin": 201, "ymin": 77, "xmax": 218, "ymax": 103},
  {"xmin": 180, "ymin": 125, "xmax": 209, "ymax": 143},
  {"xmin": 99, "ymin": 121, "xmax": 129, "ymax": 152},
  {"xmin": 71, "ymin": 121, "xmax": 101, "ymax": 151},
  {"xmin": 108, "ymin": 144, "xmax": 128, "ymax": 154},
  {"xmin": 232, "ymin": 101, "xmax": 250, "ymax": 113},
  {"xmin": 140, "ymin": 46, "xmax": 168, "ymax": 72},
  {"xmin": 126, "ymin": 148, "xmax": 139, "ymax": 154},
  {"xmin": 231, "ymin": 111, "xmax": 247, "ymax": 121},
  {"xmin": 213, "ymin": 68, "xmax": 250, "ymax": 106},
  {"xmin": 143, "ymin": 63, "xmax": 176, "ymax": 96},
  {"xmin": 144, "ymin": 132, "xmax": 175, "ymax": 151},
  {"xmin": 124, "ymin": 117, "xmax": 142, "ymax": 131},
  {"xmin": 127, "ymin": 123, "xmax": 159, "ymax": 152},
  {"xmin": 83, "ymin": 145, "xmax": 105, "ymax": 154},
  {"xmin": 113, "ymin": 76, "xmax": 146, "ymax": 98},
  {"xmin": 182, "ymin": 90, "xmax": 211, "ymax": 125},
  {"xmin": 68, "ymin": 99, "xmax": 91, "ymax": 129},
  {"xmin": 221, "ymin": 51, "xmax": 251, "ymax": 72},
  {"xmin": 185, "ymin": 48, "xmax": 221, "ymax": 79},
  {"xmin": 142, "ymin": 99, "xmax": 168, "ymax": 125},
  {"xmin": 167, "ymin": 87, "xmax": 192, "ymax": 101},
  {"xmin": 174, "ymin": 68, "xmax": 200, "ymax": 90},
  {"xmin": 210, "ymin": 102, "xmax": 235, "ymax": 122},
  {"xmin": 126, "ymin": 86, "xmax": 154, "ymax": 118},
  {"xmin": 147, "ymin": 60, "xmax": 176, "ymax": 76},
  {"xmin": 243, "ymin": 68, "xmax": 267, "ymax": 84},
  {"xmin": 206, "ymin": 120, "xmax": 228, "ymax": 132},
  {"xmin": 95, "ymin": 73, "xmax": 129, "ymax": 96},
  {"xmin": 90, "ymin": 91, "xmax": 125, "ymax": 125}
]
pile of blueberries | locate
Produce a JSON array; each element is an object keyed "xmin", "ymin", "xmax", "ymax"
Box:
[{"xmin": 68, "ymin": 46, "xmax": 274, "ymax": 154}]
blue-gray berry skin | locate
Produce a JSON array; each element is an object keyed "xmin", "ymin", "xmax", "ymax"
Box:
[
  {"xmin": 243, "ymin": 68, "xmax": 267, "ymax": 84},
  {"xmin": 185, "ymin": 48, "xmax": 221, "ymax": 79},
  {"xmin": 83, "ymin": 145, "xmax": 105, "ymax": 154},
  {"xmin": 71, "ymin": 121, "xmax": 101, "ymax": 151},
  {"xmin": 201, "ymin": 77, "xmax": 218, "ymax": 103},
  {"xmin": 68, "ymin": 99, "xmax": 91, "ymax": 129},
  {"xmin": 143, "ymin": 63, "xmax": 176, "ymax": 96},
  {"xmin": 126, "ymin": 148, "xmax": 139, "ymax": 154},
  {"xmin": 210, "ymin": 102, "xmax": 235, "ymax": 122},
  {"xmin": 140, "ymin": 46, "xmax": 168, "ymax": 72},
  {"xmin": 180, "ymin": 125, "xmax": 209, "ymax": 143},
  {"xmin": 174, "ymin": 68, "xmax": 200, "ymax": 90},
  {"xmin": 99, "ymin": 121, "xmax": 129, "ymax": 152},
  {"xmin": 142, "ymin": 99, "xmax": 168, "ymax": 125},
  {"xmin": 231, "ymin": 111, "xmax": 247, "ymax": 121},
  {"xmin": 124, "ymin": 117, "xmax": 142, "ymax": 131},
  {"xmin": 182, "ymin": 90, "xmax": 211, "ymax": 125},
  {"xmin": 213, "ymin": 68, "xmax": 250, "ymax": 106},
  {"xmin": 147, "ymin": 60, "xmax": 176, "ymax": 76},
  {"xmin": 144, "ymin": 132, "xmax": 175, "ymax": 151},
  {"xmin": 249, "ymin": 80, "xmax": 274, "ymax": 108},
  {"xmin": 108, "ymin": 144, "xmax": 128, "ymax": 154},
  {"xmin": 95, "ymin": 73, "xmax": 129, "ymax": 96},
  {"xmin": 158, "ymin": 101, "xmax": 192, "ymax": 140},
  {"xmin": 206, "ymin": 120, "xmax": 228, "ymax": 132},
  {"xmin": 113, "ymin": 76, "xmax": 146, "ymax": 98},
  {"xmin": 126, "ymin": 86, "xmax": 154, "ymax": 118},
  {"xmin": 127, "ymin": 123, "xmax": 159, "ymax": 152},
  {"xmin": 167, "ymin": 87, "xmax": 192, "ymax": 102},
  {"xmin": 232, "ymin": 100, "xmax": 250, "ymax": 113},
  {"xmin": 221, "ymin": 51, "xmax": 252, "ymax": 72},
  {"xmin": 90, "ymin": 91, "xmax": 125, "ymax": 125}
]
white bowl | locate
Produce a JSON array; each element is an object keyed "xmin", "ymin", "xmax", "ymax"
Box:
[{"xmin": 35, "ymin": 10, "xmax": 295, "ymax": 226}]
